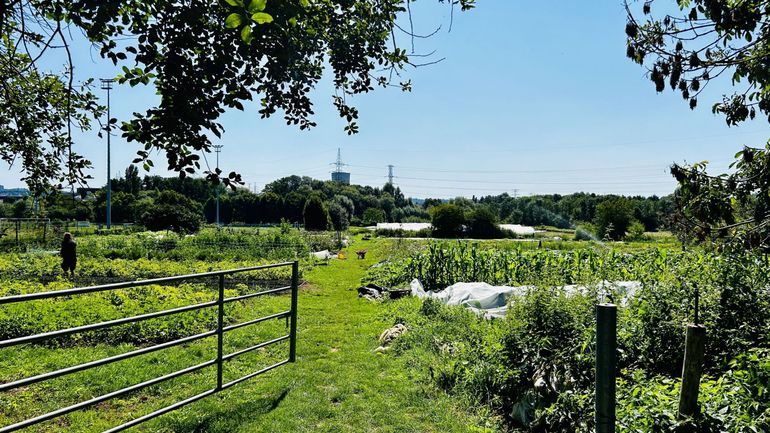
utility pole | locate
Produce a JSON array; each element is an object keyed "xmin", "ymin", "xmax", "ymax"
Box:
[
  {"xmin": 388, "ymin": 165, "xmax": 394, "ymax": 185},
  {"xmin": 100, "ymin": 78, "xmax": 115, "ymax": 229},
  {"xmin": 213, "ymin": 145, "xmax": 223, "ymax": 226}
]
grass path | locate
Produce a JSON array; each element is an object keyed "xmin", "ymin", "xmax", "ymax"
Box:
[{"xmin": 155, "ymin": 238, "xmax": 488, "ymax": 432}]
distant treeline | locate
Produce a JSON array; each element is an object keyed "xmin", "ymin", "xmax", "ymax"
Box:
[{"xmin": 9, "ymin": 167, "xmax": 674, "ymax": 236}]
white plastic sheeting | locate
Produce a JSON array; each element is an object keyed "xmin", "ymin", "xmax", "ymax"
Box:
[
  {"xmin": 409, "ymin": 279, "xmax": 641, "ymax": 319},
  {"xmin": 499, "ymin": 224, "xmax": 537, "ymax": 236},
  {"xmin": 310, "ymin": 250, "xmax": 335, "ymax": 260},
  {"xmin": 375, "ymin": 222, "xmax": 538, "ymax": 236},
  {"xmin": 376, "ymin": 223, "xmax": 432, "ymax": 231}
]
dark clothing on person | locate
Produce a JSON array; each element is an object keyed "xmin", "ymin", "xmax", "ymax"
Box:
[{"xmin": 61, "ymin": 239, "xmax": 77, "ymax": 273}]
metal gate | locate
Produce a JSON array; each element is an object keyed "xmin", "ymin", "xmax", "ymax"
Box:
[{"xmin": 0, "ymin": 261, "xmax": 299, "ymax": 432}]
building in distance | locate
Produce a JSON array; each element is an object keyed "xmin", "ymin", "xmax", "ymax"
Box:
[{"xmin": 0, "ymin": 185, "xmax": 30, "ymax": 201}]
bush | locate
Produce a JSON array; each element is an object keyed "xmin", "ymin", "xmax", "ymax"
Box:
[
  {"xmin": 595, "ymin": 198, "xmax": 634, "ymax": 241},
  {"xmin": 362, "ymin": 208, "xmax": 386, "ymax": 226},
  {"xmin": 625, "ymin": 220, "xmax": 646, "ymax": 241},
  {"xmin": 430, "ymin": 204, "xmax": 466, "ymax": 238},
  {"xmin": 139, "ymin": 191, "xmax": 203, "ymax": 234},
  {"xmin": 574, "ymin": 223, "xmax": 597, "ymax": 241},
  {"xmin": 467, "ymin": 207, "xmax": 502, "ymax": 239},
  {"xmin": 376, "ymin": 242, "xmax": 770, "ymax": 432}
]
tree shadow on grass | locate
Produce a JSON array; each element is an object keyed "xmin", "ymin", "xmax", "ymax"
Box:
[{"xmin": 161, "ymin": 388, "xmax": 290, "ymax": 433}]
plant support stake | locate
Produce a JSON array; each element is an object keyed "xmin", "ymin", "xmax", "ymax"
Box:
[
  {"xmin": 596, "ymin": 303, "xmax": 616, "ymax": 433},
  {"xmin": 678, "ymin": 324, "xmax": 706, "ymax": 418}
]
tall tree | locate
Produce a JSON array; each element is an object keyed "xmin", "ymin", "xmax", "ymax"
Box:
[
  {"xmin": 303, "ymin": 194, "xmax": 329, "ymax": 231},
  {"xmin": 595, "ymin": 198, "xmax": 635, "ymax": 241}
]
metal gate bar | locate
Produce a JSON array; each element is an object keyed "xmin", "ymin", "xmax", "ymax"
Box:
[{"xmin": 0, "ymin": 261, "xmax": 299, "ymax": 433}]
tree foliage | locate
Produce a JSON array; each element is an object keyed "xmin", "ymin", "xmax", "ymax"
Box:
[
  {"xmin": 1, "ymin": 0, "xmax": 474, "ymax": 191},
  {"xmin": 329, "ymin": 195, "xmax": 354, "ymax": 233},
  {"xmin": 0, "ymin": 44, "xmax": 102, "ymax": 194},
  {"xmin": 595, "ymin": 198, "xmax": 635, "ymax": 241},
  {"xmin": 467, "ymin": 206, "xmax": 501, "ymax": 239},
  {"xmin": 362, "ymin": 207, "xmax": 387, "ymax": 226},
  {"xmin": 626, "ymin": 1, "xmax": 770, "ymax": 250},
  {"xmin": 139, "ymin": 190, "xmax": 203, "ymax": 234},
  {"xmin": 303, "ymin": 193, "xmax": 329, "ymax": 231},
  {"xmin": 671, "ymin": 145, "xmax": 770, "ymax": 250},
  {"xmin": 625, "ymin": 0, "xmax": 770, "ymax": 123},
  {"xmin": 430, "ymin": 204, "xmax": 465, "ymax": 238}
]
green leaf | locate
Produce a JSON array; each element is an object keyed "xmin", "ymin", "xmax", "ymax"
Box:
[
  {"xmin": 248, "ymin": 0, "xmax": 267, "ymax": 13},
  {"xmin": 252, "ymin": 12, "xmax": 273, "ymax": 24},
  {"xmin": 241, "ymin": 25, "xmax": 253, "ymax": 44},
  {"xmin": 300, "ymin": 0, "xmax": 309, "ymax": 7},
  {"xmin": 225, "ymin": 13, "xmax": 243, "ymax": 29},
  {"xmin": 224, "ymin": 0, "xmax": 244, "ymax": 6}
]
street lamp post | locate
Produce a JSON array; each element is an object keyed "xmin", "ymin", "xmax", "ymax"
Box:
[{"xmin": 100, "ymin": 78, "xmax": 115, "ymax": 229}]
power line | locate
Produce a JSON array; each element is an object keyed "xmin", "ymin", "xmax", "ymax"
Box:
[
  {"xmin": 393, "ymin": 175, "xmax": 672, "ymax": 186},
  {"xmin": 348, "ymin": 160, "xmax": 727, "ymax": 175}
]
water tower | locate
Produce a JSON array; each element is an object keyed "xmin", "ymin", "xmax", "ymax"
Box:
[{"xmin": 331, "ymin": 148, "xmax": 350, "ymax": 184}]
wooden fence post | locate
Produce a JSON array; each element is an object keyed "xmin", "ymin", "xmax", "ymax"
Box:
[
  {"xmin": 678, "ymin": 324, "xmax": 706, "ymax": 418},
  {"xmin": 596, "ymin": 303, "xmax": 617, "ymax": 433}
]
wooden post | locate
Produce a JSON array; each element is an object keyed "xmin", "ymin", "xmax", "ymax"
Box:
[
  {"xmin": 678, "ymin": 324, "xmax": 706, "ymax": 418},
  {"xmin": 596, "ymin": 303, "xmax": 616, "ymax": 433}
]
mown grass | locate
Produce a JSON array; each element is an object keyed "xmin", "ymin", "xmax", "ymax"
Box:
[{"xmin": 0, "ymin": 236, "xmax": 499, "ymax": 432}]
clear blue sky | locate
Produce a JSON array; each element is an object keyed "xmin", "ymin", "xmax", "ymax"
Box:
[{"xmin": 3, "ymin": 1, "xmax": 768, "ymax": 198}]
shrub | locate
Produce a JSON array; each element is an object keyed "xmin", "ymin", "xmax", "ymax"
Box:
[
  {"xmin": 625, "ymin": 220, "xmax": 646, "ymax": 241},
  {"xmin": 430, "ymin": 204, "xmax": 466, "ymax": 238},
  {"xmin": 139, "ymin": 191, "xmax": 203, "ymax": 234},
  {"xmin": 362, "ymin": 208, "xmax": 386, "ymax": 226},
  {"xmin": 467, "ymin": 207, "xmax": 502, "ymax": 239},
  {"xmin": 574, "ymin": 223, "xmax": 597, "ymax": 241},
  {"xmin": 595, "ymin": 198, "xmax": 634, "ymax": 241}
]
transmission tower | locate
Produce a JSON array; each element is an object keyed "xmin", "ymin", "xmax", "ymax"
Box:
[
  {"xmin": 330, "ymin": 148, "xmax": 350, "ymax": 184},
  {"xmin": 388, "ymin": 165, "xmax": 394, "ymax": 185},
  {"xmin": 335, "ymin": 148, "xmax": 345, "ymax": 173}
]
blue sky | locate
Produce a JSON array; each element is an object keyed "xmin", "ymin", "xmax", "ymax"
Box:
[{"xmin": 3, "ymin": 1, "xmax": 768, "ymax": 198}]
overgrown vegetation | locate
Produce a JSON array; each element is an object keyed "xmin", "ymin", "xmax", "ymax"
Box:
[{"xmin": 371, "ymin": 241, "xmax": 770, "ymax": 432}]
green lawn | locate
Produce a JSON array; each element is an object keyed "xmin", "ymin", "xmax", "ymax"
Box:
[{"xmin": 0, "ymin": 238, "xmax": 498, "ymax": 432}]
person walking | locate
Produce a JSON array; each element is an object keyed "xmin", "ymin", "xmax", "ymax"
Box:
[{"xmin": 60, "ymin": 232, "xmax": 77, "ymax": 277}]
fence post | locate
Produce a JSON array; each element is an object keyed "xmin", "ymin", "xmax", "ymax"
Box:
[
  {"xmin": 678, "ymin": 324, "xmax": 706, "ymax": 418},
  {"xmin": 289, "ymin": 261, "xmax": 299, "ymax": 363},
  {"xmin": 216, "ymin": 274, "xmax": 225, "ymax": 390},
  {"xmin": 596, "ymin": 303, "xmax": 617, "ymax": 433}
]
